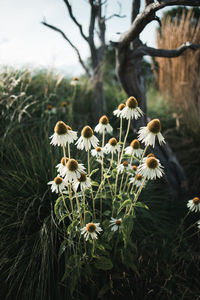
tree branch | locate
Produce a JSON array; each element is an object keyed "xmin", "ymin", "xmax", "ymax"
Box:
[
  {"xmin": 131, "ymin": 0, "xmax": 141, "ymax": 23},
  {"xmin": 120, "ymin": 0, "xmax": 200, "ymax": 48},
  {"xmin": 130, "ymin": 42, "xmax": 200, "ymax": 59},
  {"xmin": 63, "ymin": 0, "xmax": 88, "ymax": 42},
  {"xmin": 41, "ymin": 20, "xmax": 91, "ymax": 77}
]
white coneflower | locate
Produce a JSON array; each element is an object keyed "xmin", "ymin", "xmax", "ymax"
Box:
[
  {"xmin": 91, "ymin": 146, "xmax": 104, "ymax": 158},
  {"xmin": 187, "ymin": 197, "xmax": 200, "ymax": 213},
  {"xmin": 197, "ymin": 220, "xmax": 200, "ymax": 229},
  {"xmin": 130, "ymin": 173, "xmax": 145, "ymax": 188},
  {"xmin": 76, "ymin": 125, "xmax": 99, "ymax": 151},
  {"xmin": 50, "ymin": 121, "xmax": 77, "ymax": 147},
  {"xmin": 138, "ymin": 156, "xmax": 164, "ymax": 180},
  {"xmin": 103, "ymin": 138, "xmax": 121, "ymax": 154},
  {"xmin": 113, "ymin": 103, "xmax": 126, "ymax": 118},
  {"xmin": 70, "ymin": 76, "xmax": 79, "ymax": 86},
  {"xmin": 94, "ymin": 115, "xmax": 113, "ymax": 134},
  {"xmin": 48, "ymin": 176, "xmax": 66, "ymax": 193},
  {"xmin": 64, "ymin": 158, "xmax": 85, "ymax": 182},
  {"xmin": 121, "ymin": 96, "xmax": 143, "ymax": 120},
  {"xmin": 56, "ymin": 157, "xmax": 69, "ymax": 177},
  {"xmin": 117, "ymin": 161, "xmax": 131, "ymax": 174},
  {"xmin": 125, "ymin": 139, "xmax": 143, "ymax": 158},
  {"xmin": 81, "ymin": 222, "xmax": 103, "ymax": 241},
  {"xmin": 109, "ymin": 217, "xmax": 122, "ymax": 232},
  {"xmin": 73, "ymin": 173, "xmax": 91, "ymax": 191},
  {"xmin": 138, "ymin": 119, "xmax": 165, "ymax": 148}
]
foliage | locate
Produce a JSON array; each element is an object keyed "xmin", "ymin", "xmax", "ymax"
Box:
[{"xmin": 0, "ymin": 67, "xmax": 200, "ymax": 300}]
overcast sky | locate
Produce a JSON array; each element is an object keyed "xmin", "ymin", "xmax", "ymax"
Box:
[{"xmin": 0, "ymin": 0, "xmax": 164, "ymax": 76}]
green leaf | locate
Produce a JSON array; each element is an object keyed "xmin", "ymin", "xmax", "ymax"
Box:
[
  {"xmin": 118, "ymin": 199, "xmax": 131, "ymax": 214},
  {"xmin": 58, "ymin": 239, "xmax": 67, "ymax": 260},
  {"xmin": 94, "ymin": 256, "xmax": 113, "ymax": 270},
  {"xmin": 103, "ymin": 210, "xmax": 111, "ymax": 216},
  {"xmin": 54, "ymin": 196, "xmax": 63, "ymax": 219},
  {"xmin": 92, "ymin": 181, "xmax": 99, "ymax": 187},
  {"xmin": 122, "ymin": 215, "xmax": 134, "ymax": 248},
  {"xmin": 135, "ymin": 201, "xmax": 149, "ymax": 210},
  {"xmin": 90, "ymin": 168, "xmax": 99, "ymax": 177}
]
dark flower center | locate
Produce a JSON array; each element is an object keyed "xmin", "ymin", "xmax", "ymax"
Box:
[
  {"xmin": 126, "ymin": 96, "xmax": 138, "ymax": 109},
  {"xmin": 147, "ymin": 119, "xmax": 161, "ymax": 134},
  {"xmin": 54, "ymin": 121, "xmax": 68, "ymax": 135},
  {"xmin": 54, "ymin": 177, "xmax": 63, "ymax": 185},
  {"xmin": 82, "ymin": 126, "xmax": 93, "ymax": 138},
  {"xmin": 109, "ymin": 138, "xmax": 117, "ymax": 146},
  {"xmin": 100, "ymin": 115, "xmax": 109, "ymax": 125},
  {"xmin": 146, "ymin": 157, "xmax": 158, "ymax": 169},
  {"xmin": 67, "ymin": 159, "xmax": 78, "ymax": 171},
  {"xmin": 86, "ymin": 223, "xmax": 96, "ymax": 233},
  {"xmin": 192, "ymin": 197, "xmax": 200, "ymax": 205},
  {"xmin": 130, "ymin": 139, "xmax": 140, "ymax": 149}
]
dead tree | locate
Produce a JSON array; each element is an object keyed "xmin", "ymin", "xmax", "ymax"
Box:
[
  {"xmin": 42, "ymin": 0, "xmax": 125, "ymax": 122},
  {"xmin": 111, "ymin": 0, "xmax": 200, "ymax": 197}
]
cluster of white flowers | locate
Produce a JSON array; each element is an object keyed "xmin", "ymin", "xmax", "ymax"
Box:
[{"xmin": 48, "ymin": 96, "xmax": 167, "ymax": 242}]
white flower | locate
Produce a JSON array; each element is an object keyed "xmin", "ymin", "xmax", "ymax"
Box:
[
  {"xmin": 70, "ymin": 77, "xmax": 79, "ymax": 86},
  {"xmin": 50, "ymin": 121, "xmax": 77, "ymax": 147},
  {"xmin": 138, "ymin": 119, "xmax": 165, "ymax": 148},
  {"xmin": 138, "ymin": 156, "xmax": 164, "ymax": 180},
  {"xmin": 117, "ymin": 161, "xmax": 131, "ymax": 174},
  {"xmin": 76, "ymin": 125, "xmax": 99, "ymax": 151},
  {"xmin": 94, "ymin": 115, "xmax": 113, "ymax": 134},
  {"xmin": 187, "ymin": 197, "xmax": 200, "ymax": 213},
  {"xmin": 73, "ymin": 173, "xmax": 91, "ymax": 191},
  {"xmin": 121, "ymin": 96, "xmax": 143, "ymax": 120},
  {"xmin": 81, "ymin": 222, "xmax": 103, "ymax": 241},
  {"xmin": 197, "ymin": 220, "xmax": 200, "ymax": 229},
  {"xmin": 103, "ymin": 138, "xmax": 121, "ymax": 154},
  {"xmin": 63, "ymin": 158, "xmax": 86, "ymax": 182},
  {"xmin": 91, "ymin": 146, "xmax": 104, "ymax": 159},
  {"xmin": 56, "ymin": 157, "xmax": 69, "ymax": 177},
  {"xmin": 113, "ymin": 103, "xmax": 126, "ymax": 118},
  {"xmin": 48, "ymin": 176, "xmax": 66, "ymax": 193},
  {"xmin": 125, "ymin": 139, "xmax": 143, "ymax": 158},
  {"xmin": 129, "ymin": 173, "xmax": 146, "ymax": 188},
  {"xmin": 109, "ymin": 217, "xmax": 122, "ymax": 232}
]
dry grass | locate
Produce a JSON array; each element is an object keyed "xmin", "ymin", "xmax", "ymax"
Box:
[{"xmin": 154, "ymin": 9, "xmax": 200, "ymax": 140}]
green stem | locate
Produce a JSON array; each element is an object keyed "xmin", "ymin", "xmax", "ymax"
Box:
[
  {"xmin": 68, "ymin": 143, "xmax": 71, "ymax": 159},
  {"xmin": 128, "ymin": 177, "xmax": 146, "ymax": 215},
  {"xmin": 75, "ymin": 191, "xmax": 83, "ymax": 226},
  {"xmin": 60, "ymin": 191, "xmax": 72, "ymax": 222}
]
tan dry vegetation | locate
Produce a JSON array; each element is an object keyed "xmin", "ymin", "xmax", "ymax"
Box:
[{"xmin": 154, "ymin": 10, "xmax": 200, "ymax": 138}]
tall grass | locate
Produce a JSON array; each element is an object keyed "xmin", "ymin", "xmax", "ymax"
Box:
[{"xmin": 154, "ymin": 9, "xmax": 200, "ymax": 141}]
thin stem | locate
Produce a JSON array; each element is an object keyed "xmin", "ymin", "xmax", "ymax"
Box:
[
  {"xmin": 62, "ymin": 144, "xmax": 74, "ymax": 216},
  {"xmin": 115, "ymin": 118, "xmax": 131, "ymax": 196},
  {"xmin": 60, "ymin": 191, "xmax": 72, "ymax": 221},
  {"xmin": 75, "ymin": 190, "xmax": 83, "ymax": 226},
  {"xmin": 87, "ymin": 147, "xmax": 91, "ymax": 175},
  {"xmin": 123, "ymin": 157, "xmax": 133, "ymax": 192},
  {"xmin": 140, "ymin": 145, "xmax": 149, "ymax": 163},
  {"xmin": 117, "ymin": 117, "xmax": 123, "ymax": 164},
  {"xmin": 119, "ymin": 117, "xmax": 131, "ymax": 165},
  {"xmin": 119, "ymin": 170, "xmax": 125, "ymax": 194},
  {"xmin": 62, "ymin": 145, "xmax": 67, "ymax": 160},
  {"xmin": 83, "ymin": 190, "xmax": 86, "ymax": 224},
  {"xmin": 128, "ymin": 177, "xmax": 146, "ymax": 215},
  {"xmin": 68, "ymin": 143, "xmax": 71, "ymax": 158},
  {"xmin": 94, "ymin": 152, "xmax": 113, "ymax": 201}
]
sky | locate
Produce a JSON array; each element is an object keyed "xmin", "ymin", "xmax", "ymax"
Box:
[{"xmin": 0, "ymin": 0, "xmax": 164, "ymax": 76}]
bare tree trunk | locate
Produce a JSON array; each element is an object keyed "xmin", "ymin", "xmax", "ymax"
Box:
[
  {"xmin": 91, "ymin": 68, "xmax": 105, "ymax": 122},
  {"xmin": 115, "ymin": 43, "xmax": 186, "ymax": 198}
]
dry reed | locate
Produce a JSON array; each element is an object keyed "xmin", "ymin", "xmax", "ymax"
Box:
[{"xmin": 154, "ymin": 9, "xmax": 200, "ymax": 139}]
